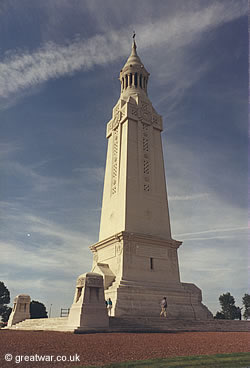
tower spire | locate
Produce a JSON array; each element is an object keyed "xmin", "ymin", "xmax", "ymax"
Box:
[{"xmin": 119, "ymin": 36, "xmax": 149, "ymax": 97}]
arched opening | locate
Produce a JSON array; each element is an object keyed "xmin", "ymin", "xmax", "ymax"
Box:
[
  {"xmin": 125, "ymin": 74, "xmax": 128, "ymax": 89},
  {"xmin": 139, "ymin": 74, "xmax": 142, "ymax": 88},
  {"xmin": 135, "ymin": 73, "xmax": 138, "ymax": 87},
  {"xmin": 75, "ymin": 287, "xmax": 83, "ymax": 303},
  {"xmin": 129, "ymin": 73, "xmax": 132, "ymax": 87}
]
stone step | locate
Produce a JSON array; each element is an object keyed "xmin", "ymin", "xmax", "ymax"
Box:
[
  {"xmin": 109, "ymin": 317, "xmax": 250, "ymax": 332},
  {"xmin": 7, "ymin": 316, "xmax": 250, "ymax": 333},
  {"xmin": 17, "ymin": 321, "xmax": 68, "ymax": 325},
  {"xmin": 9, "ymin": 317, "xmax": 69, "ymax": 330}
]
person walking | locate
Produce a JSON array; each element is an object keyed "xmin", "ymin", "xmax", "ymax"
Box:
[
  {"xmin": 107, "ymin": 298, "xmax": 112, "ymax": 316},
  {"xmin": 160, "ymin": 296, "xmax": 168, "ymax": 318},
  {"xmin": 237, "ymin": 307, "xmax": 243, "ymax": 320}
]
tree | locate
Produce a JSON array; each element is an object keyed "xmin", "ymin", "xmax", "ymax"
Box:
[
  {"xmin": 0, "ymin": 281, "xmax": 12, "ymax": 322},
  {"xmin": 219, "ymin": 292, "xmax": 238, "ymax": 320},
  {"xmin": 30, "ymin": 300, "xmax": 48, "ymax": 319},
  {"xmin": 214, "ymin": 311, "xmax": 225, "ymax": 319},
  {"xmin": 242, "ymin": 293, "xmax": 250, "ymax": 320},
  {"xmin": 214, "ymin": 292, "xmax": 238, "ymax": 320},
  {"xmin": 0, "ymin": 306, "xmax": 12, "ymax": 323},
  {"xmin": 0, "ymin": 281, "xmax": 10, "ymax": 305}
]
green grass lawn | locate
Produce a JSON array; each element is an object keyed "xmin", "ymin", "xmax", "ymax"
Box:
[{"xmin": 80, "ymin": 352, "xmax": 250, "ymax": 368}]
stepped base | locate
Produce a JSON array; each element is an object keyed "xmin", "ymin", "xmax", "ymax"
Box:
[
  {"xmin": 105, "ymin": 279, "xmax": 213, "ymax": 320},
  {"xmin": 109, "ymin": 317, "xmax": 250, "ymax": 332},
  {"xmin": 4, "ymin": 316, "xmax": 249, "ymax": 333}
]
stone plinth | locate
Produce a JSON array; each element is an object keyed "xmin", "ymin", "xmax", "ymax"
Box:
[
  {"xmin": 67, "ymin": 272, "xmax": 109, "ymax": 331},
  {"xmin": 7, "ymin": 294, "xmax": 31, "ymax": 327},
  {"xmin": 90, "ymin": 231, "xmax": 213, "ymax": 319},
  {"xmin": 105, "ymin": 280, "xmax": 212, "ymax": 319}
]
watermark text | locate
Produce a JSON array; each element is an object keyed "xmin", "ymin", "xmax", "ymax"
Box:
[{"xmin": 4, "ymin": 353, "xmax": 80, "ymax": 364}]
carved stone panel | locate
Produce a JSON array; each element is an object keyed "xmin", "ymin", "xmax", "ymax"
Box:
[
  {"xmin": 126, "ymin": 103, "xmax": 138, "ymax": 121},
  {"xmin": 86, "ymin": 276, "xmax": 103, "ymax": 287},
  {"xmin": 111, "ymin": 128, "xmax": 119, "ymax": 195},
  {"xmin": 98, "ymin": 243, "xmax": 116, "ymax": 262},
  {"xmin": 152, "ymin": 114, "xmax": 163, "ymax": 131},
  {"xmin": 141, "ymin": 123, "xmax": 151, "ymax": 192},
  {"xmin": 141, "ymin": 102, "xmax": 152, "ymax": 122},
  {"xmin": 106, "ymin": 120, "xmax": 113, "ymax": 137}
]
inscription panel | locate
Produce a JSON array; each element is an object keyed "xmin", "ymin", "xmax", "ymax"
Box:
[{"xmin": 136, "ymin": 244, "xmax": 167, "ymax": 259}]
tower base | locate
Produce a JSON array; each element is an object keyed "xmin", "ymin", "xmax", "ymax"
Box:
[
  {"xmin": 91, "ymin": 231, "xmax": 213, "ymax": 320},
  {"xmin": 105, "ymin": 280, "xmax": 213, "ymax": 320}
]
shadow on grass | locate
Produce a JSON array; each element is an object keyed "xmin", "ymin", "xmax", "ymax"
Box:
[{"xmin": 79, "ymin": 352, "xmax": 250, "ymax": 368}]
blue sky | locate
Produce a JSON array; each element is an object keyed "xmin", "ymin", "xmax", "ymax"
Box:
[{"xmin": 0, "ymin": 0, "xmax": 248, "ymax": 317}]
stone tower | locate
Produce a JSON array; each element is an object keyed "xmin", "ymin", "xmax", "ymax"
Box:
[{"xmin": 90, "ymin": 40, "xmax": 212, "ymax": 320}]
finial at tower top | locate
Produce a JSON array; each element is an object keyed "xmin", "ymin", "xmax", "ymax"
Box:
[
  {"xmin": 119, "ymin": 33, "xmax": 149, "ymax": 96},
  {"xmin": 131, "ymin": 31, "xmax": 137, "ymax": 55}
]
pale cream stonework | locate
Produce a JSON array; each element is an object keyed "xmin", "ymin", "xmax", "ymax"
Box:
[
  {"xmin": 7, "ymin": 294, "xmax": 31, "ymax": 327},
  {"xmin": 90, "ymin": 41, "xmax": 213, "ymax": 320},
  {"xmin": 67, "ymin": 272, "xmax": 109, "ymax": 331}
]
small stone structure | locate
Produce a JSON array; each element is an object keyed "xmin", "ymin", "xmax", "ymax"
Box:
[
  {"xmin": 67, "ymin": 272, "xmax": 109, "ymax": 331},
  {"xmin": 7, "ymin": 294, "xmax": 31, "ymax": 327}
]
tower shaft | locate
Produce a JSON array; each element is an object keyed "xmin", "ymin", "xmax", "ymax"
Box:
[{"xmin": 99, "ymin": 94, "xmax": 172, "ymax": 241}]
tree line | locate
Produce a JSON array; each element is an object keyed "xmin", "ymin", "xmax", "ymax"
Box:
[{"xmin": 214, "ymin": 292, "xmax": 250, "ymax": 320}]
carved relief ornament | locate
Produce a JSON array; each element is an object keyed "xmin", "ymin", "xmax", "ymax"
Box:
[
  {"xmin": 76, "ymin": 276, "xmax": 85, "ymax": 287},
  {"xmin": 116, "ymin": 243, "xmax": 123, "ymax": 255}
]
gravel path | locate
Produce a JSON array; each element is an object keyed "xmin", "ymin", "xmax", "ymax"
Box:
[{"xmin": 0, "ymin": 330, "xmax": 249, "ymax": 367}]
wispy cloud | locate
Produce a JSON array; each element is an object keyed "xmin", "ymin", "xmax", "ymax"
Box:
[
  {"xmin": 176, "ymin": 226, "xmax": 249, "ymax": 238},
  {"xmin": 0, "ymin": 2, "xmax": 246, "ymax": 103},
  {"xmin": 169, "ymin": 193, "xmax": 209, "ymax": 201},
  {"xmin": 73, "ymin": 167, "xmax": 104, "ymax": 183},
  {"xmin": 0, "ymin": 212, "xmax": 92, "ymax": 272},
  {"xmin": 182, "ymin": 235, "xmax": 241, "ymax": 242},
  {"xmin": 0, "ymin": 141, "xmax": 21, "ymax": 159},
  {"xmin": 0, "ymin": 32, "xmax": 129, "ymax": 100},
  {"xmin": 1, "ymin": 160, "xmax": 71, "ymax": 192}
]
